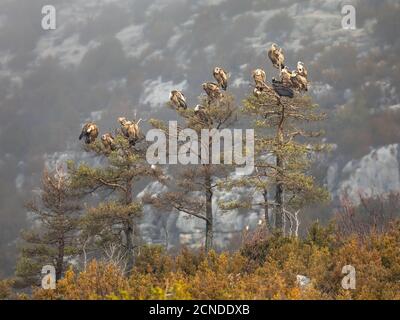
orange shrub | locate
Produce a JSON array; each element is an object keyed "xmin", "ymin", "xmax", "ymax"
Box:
[{"xmin": 30, "ymin": 222, "xmax": 400, "ymax": 300}]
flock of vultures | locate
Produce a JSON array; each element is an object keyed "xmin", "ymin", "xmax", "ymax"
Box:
[{"xmin": 79, "ymin": 43, "xmax": 309, "ymax": 149}]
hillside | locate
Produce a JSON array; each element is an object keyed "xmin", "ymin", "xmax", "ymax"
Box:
[{"xmin": 0, "ymin": 0, "xmax": 400, "ymax": 277}]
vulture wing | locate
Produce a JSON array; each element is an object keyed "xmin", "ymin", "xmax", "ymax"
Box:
[{"xmin": 272, "ymin": 82, "xmax": 294, "ymax": 98}]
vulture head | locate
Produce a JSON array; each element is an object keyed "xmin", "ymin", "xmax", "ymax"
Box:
[
  {"xmin": 169, "ymin": 90, "xmax": 176, "ymax": 100},
  {"xmin": 281, "ymin": 66, "xmax": 293, "ymax": 77},
  {"xmin": 214, "ymin": 67, "xmax": 225, "ymax": 74},
  {"xmin": 118, "ymin": 117, "xmax": 129, "ymax": 126},
  {"xmin": 253, "ymin": 68, "xmax": 266, "ymax": 85},
  {"xmin": 253, "ymin": 87, "xmax": 263, "ymax": 98},
  {"xmin": 297, "ymin": 61, "xmax": 304, "ymax": 72},
  {"xmin": 194, "ymin": 104, "xmax": 204, "ymax": 113}
]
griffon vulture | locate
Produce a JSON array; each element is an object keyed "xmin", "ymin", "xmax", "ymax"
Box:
[
  {"xmin": 118, "ymin": 117, "xmax": 142, "ymax": 144},
  {"xmin": 79, "ymin": 122, "xmax": 99, "ymax": 144},
  {"xmin": 213, "ymin": 67, "xmax": 228, "ymax": 90},
  {"xmin": 291, "ymin": 72, "xmax": 308, "ymax": 92},
  {"xmin": 127, "ymin": 119, "xmax": 142, "ymax": 143},
  {"xmin": 296, "ymin": 61, "xmax": 308, "ymax": 78},
  {"xmin": 202, "ymin": 82, "xmax": 221, "ymax": 99},
  {"xmin": 280, "ymin": 66, "xmax": 295, "ymax": 87},
  {"xmin": 252, "ymin": 68, "xmax": 267, "ymax": 88},
  {"xmin": 267, "ymin": 43, "xmax": 285, "ymax": 70},
  {"xmin": 101, "ymin": 133, "xmax": 115, "ymax": 151},
  {"xmin": 118, "ymin": 117, "xmax": 133, "ymax": 138},
  {"xmin": 169, "ymin": 90, "xmax": 187, "ymax": 109}
]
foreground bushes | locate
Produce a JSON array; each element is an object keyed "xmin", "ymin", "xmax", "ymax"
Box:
[
  {"xmin": 31, "ymin": 222, "xmax": 400, "ymax": 300},
  {"xmin": 0, "ymin": 279, "xmax": 14, "ymax": 299}
]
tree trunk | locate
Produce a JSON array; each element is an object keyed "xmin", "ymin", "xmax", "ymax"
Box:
[
  {"xmin": 125, "ymin": 182, "xmax": 135, "ymax": 273},
  {"xmin": 125, "ymin": 221, "xmax": 134, "ymax": 273},
  {"xmin": 262, "ymin": 189, "xmax": 271, "ymax": 232},
  {"xmin": 55, "ymin": 236, "xmax": 65, "ymax": 281},
  {"xmin": 205, "ymin": 167, "xmax": 213, "ymax": 252},
  {"xmin": 55, "ymin": 186, "xmax": 64, "ymax": 281},
  {"xmin": 275, "ymin": 102, "xmax": 285, "ymax": 234},
  {"xmin": 274, "ymin": 159, "xmax": 284, "ymax": 232}
]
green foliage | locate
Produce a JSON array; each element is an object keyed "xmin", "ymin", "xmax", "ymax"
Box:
[
  {"xmin": 305, "ymin": 221, "xmax": 338, "ymax": 249},
  {"xmin": 16, "ymin": 167, "xmax": 82, "ymax": 286},
  {"xmin": 225, "ymin": 87, "xmax": 329, "ymax": 233},
  {"xmin": 68, "ymin": 130, "xmax": 162, "ymax": 272}
]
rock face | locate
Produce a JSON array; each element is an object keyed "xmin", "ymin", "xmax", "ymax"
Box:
[
  {"xmin": 138, "ymin": 180, "xmax": 264, "ymax": 250},
  {"xmin": 330, "ymin": 144, "xmax": 400, "ymax": 204},
  {"xmin": 139, "ymin": 144, "xmax": 400, "ymax": 250},
  {"xmin": 139, "ymin": 209, "xmax": 263, "ymax": 250},
  {"xmin": 42, "ymin": 143, "xmax": 400, "ymax": 251}
]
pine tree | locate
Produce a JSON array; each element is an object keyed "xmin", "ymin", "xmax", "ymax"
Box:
[
  {"xmin": 144, "ymin": 93, "xmax": 239, "ymax": 252},
  {"xmin": 222, "ymin": 87, "xmax": 329, "ymax": 235},
  {"xmin": 16, "ymin": 166, "xmax": 81, "ymax": 285},
  {"xmin": 68, "ymin": 130, "xmax": 163, "ymax": 273}
]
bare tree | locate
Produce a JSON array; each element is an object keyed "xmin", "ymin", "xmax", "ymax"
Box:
[{"xmin": 336, "ymin": 192, "xmax": 400, "ymax": 237}]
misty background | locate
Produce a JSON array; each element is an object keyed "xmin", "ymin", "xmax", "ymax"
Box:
[{"xmin": 0, "ymin": 0, "xmax": 399, "ymax": 277}]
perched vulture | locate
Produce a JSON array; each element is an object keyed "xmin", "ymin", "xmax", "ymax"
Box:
[
  {"xmin": 272, "ymin": 78, "xmax": 294, "ymax": 98},
  {"xmin": 291, "ymin": 72, "xmax": 308, "ymax": 92},
  {"xmin": 296, "ymin": 61, "xmax": 308, "ymax": 78},
  {"xmin": 118, "ymin": 117, "xmax": 141, "ymax": 144},
  {"xmin": 267, "ymin": 43, "xmax": 285, "ymax": 70},
  {"xmin": 252, "ymin": 68, "xmax": 267, "ymax": 88},
  {"xmin": 118, "ymin": 117, "xmax": 133, "ymax": 138},
  {"xmin": 213, "ymin": 67, "xmax": 228, "ymax": 90},
  {"xmin": 202, "ymin": 82, "xmax": 221, "ymax": 99},
  {"xmin": 280, "ymin": 66, "xmax": 295, "ymax": 87},
  {"xmin": 101, "ymin": 133, "xmax": 115, "ymax": 151},
  {"xmin": 194, "ymin": 104, "xmax": 211, "ymax": 124},
  {"xmin": 127, "ymin": 119, "xmax": 142, "ymax": 143},
  {"xmin": 79, "ymin": 122, "xmax": 99, "ymax": 144},
  {"xmin": 291, "ymin": 61, "xmax": 309, "ymax": 92},
  {"xmin": 169, "ymin": 90, "xmax": 187, "ymax": 109}
]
